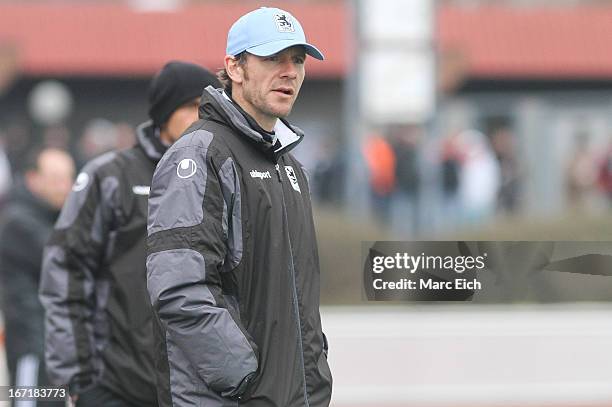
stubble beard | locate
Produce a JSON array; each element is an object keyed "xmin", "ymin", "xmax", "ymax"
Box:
[{"xmin": 243, "ymin": 80, "xmax": 293, "ymax": 120}]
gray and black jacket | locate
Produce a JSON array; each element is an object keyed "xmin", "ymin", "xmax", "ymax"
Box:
[
  {"xmin": 39, "ymin": 122, "xmax": 167, "ymax": 406},
  {"xmin": 146, "ymin": 86, "xmax": 333, "ymax": 407}
]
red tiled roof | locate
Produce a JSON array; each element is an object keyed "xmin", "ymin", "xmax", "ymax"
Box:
[
  {"xmin": 0, "ymin": 2, "xmax": 347, "ymax": 77},
  {"xmin": 1, "ymin": 3, "xmax": 612, "ymax": 79},
  {"xmin": 437, "ymin": 5, "xmax": 612, "ymax": 78}
]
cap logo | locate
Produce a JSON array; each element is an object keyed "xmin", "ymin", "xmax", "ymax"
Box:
[{"xmin": 274, "ymin": 13, "xmax": 295, "ymax": 33}]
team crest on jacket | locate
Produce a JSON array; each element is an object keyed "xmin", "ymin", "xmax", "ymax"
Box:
[{"xmin": 284, "ymin": 166, "xmax": 301, "ymax": 193}]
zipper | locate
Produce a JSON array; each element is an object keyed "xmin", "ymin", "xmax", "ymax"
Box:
[
  {"xmin": 275, "ymin": 163, "xmax": 282, "ymax": 182},
  {"xmin": 275, "ymin": 163, "xmax": 310, "ymax": 407}
]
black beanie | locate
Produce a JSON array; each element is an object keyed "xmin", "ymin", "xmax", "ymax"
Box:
[{"xmin": 148, "ymin": 61, "xmax": 221, "ymax": 126}]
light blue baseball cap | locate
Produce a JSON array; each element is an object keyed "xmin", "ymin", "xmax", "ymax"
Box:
[{"xmin": 226, "ymin": 7, "xmax": 324, "ymax": 60}]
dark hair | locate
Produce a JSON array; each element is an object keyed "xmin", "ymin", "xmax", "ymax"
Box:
[
  {"xmin": 217, "ymin": 52, "xmax": 248, "ymax": 95},
  {"xmin": 23, "ymin": 146, "xmax": 46, "ymax": 173}
]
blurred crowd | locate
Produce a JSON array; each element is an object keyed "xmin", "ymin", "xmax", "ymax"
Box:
[
  {"xmin": 361, "ymin": 124, "xmax": 612, "ymax": 237},
  {"xmin": 566, "ymin": 133, "xmax": 612, "ymax": 212},
  {"xmin": 0, "ymin": 118, "xmax": 138, "ymax": 207},
  {"xmin": 0, "ymin": 118, "xmax": 135, "ymax": 397},
  {"xmin": 0, "ymin": 119, "xmax": 134, "ymax": 178},
  {"xmin": 2, "ymin": 117, "xmax": 612, "ymax": 237}
]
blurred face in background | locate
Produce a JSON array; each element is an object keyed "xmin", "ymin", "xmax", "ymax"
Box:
[
  {"xmin": 226, "ymin": 46, "xmax": 306, "ymax": 131},
  {"xmin": 159, "ymin": 97, "xmax": 201, "ymax": 145},
  {"xmin": 26, "ymin": 148, "xmax": 75, "ymax": 210}
]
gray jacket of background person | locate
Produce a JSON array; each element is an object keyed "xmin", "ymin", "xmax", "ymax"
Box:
[
  {"xmin": 39, "ymin": 122, "xmax": 167, "ymax": 406},
  {"xmin": 0, "ymin": 181, "xmax": 58, "ymax": 385},
  {"xmin": 146, "ymin": 86, "xmax": 333, "ymax": 407}
]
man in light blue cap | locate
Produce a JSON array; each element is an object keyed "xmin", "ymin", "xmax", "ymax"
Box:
[
  {"xmin": 218, "ymin": 6, "xmax": 324, "ymax": 132},
  {"xmin": 226, "ymin": 6, "xmax": 324, "ymax": 60},
  {"xmin": 145, "ymin": 6, "xmax": 332, "ymax": 407}
]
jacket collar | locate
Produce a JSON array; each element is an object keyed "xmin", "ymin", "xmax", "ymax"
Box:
[
  {"xmin": 135, "ymin": 120, "xmax": 168, "ymax": 163},
  {"xmin": 200, "ymin": 86, "xmax": 304, "ymax": 161},
  {"xmin": 10, "ymin": 178, "xmax": 59, "ymax": 221}
]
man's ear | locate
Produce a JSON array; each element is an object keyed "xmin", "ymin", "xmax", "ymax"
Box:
[
  {"xmin": 24, "ymin": 170, "xmax": 39, "ymax": 194},
  {"xmin": 224, "ymin": 55, "xmax": 244, "ymax": 85}
]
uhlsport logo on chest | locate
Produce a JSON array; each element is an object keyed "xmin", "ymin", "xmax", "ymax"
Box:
[{"xmin": 250, "ymin": 170, "xmax": 272, "ymax": 180}]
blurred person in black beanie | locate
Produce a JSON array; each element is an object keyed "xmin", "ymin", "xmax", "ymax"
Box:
[
  {"xmin": 39, "ymin": 61, "xmax": 220, "ymax": 407},
  {"xmin": 150, "ymin": 60, "xmax": 220, "ymax": 145},
  {"xmin": 0, "ymin": 147, "xmax": 75, "ymax": 407}
]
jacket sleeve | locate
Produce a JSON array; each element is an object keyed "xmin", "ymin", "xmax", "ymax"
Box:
[
  {"xmin": 39, "ymin": 153, "xmax": 118, "ymax": 392},
  {"xmin": 146, "ymin": 133, "xmax": 258, "ymax": 398},
  {"xmin": 0, "ymin": 214, "xmax": 47, "ymax": 353},
  {"xmin": 0, "ymin": 214, "xmax": 46, "ymax": 280}
]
